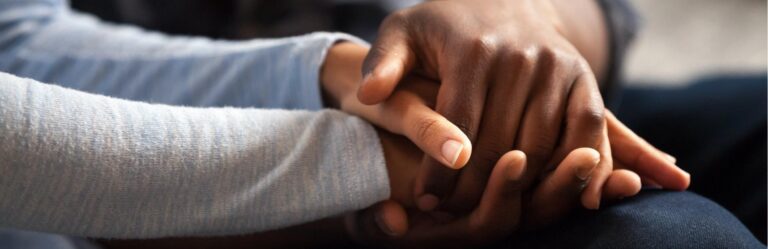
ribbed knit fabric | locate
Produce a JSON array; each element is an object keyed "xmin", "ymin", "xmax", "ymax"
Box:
[{"xmin": 0, "ymin": 0, "xmax": 390, "ymax": 239}]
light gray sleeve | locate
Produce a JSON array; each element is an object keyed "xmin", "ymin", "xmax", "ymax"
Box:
[
  {"xmin": 0, "ymin": 0, "xmax": 367, "ymax": 110},
  {"xmin": 0, "ymin": 72, "xmax": 390, "ymax": 238}
]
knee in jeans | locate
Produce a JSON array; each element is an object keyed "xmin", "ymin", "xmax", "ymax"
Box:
[{"xmin": 599, "ymin": 191, "xmax": 761, "ymax": 249}]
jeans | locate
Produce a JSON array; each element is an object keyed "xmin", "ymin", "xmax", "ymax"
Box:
[
  {"xmin": 501, "ymin": 191, "xmax": 764, "ymax": 249},
  {"xmin": 617, "ymin": 74, "xmax": 767, "ymax": 242}
]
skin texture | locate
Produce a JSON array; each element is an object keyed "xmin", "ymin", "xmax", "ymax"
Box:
[
  {"xmin": 103, "ymin": 0, "xmax": 690, "ymax": 246},
  {"xmin": 100, "ymin": 40, "xmax": 690, "ymax": 249},
  {"xmin": 346, "ymin": 149, "xmax": 602, "ymax": 249},
  {"xmin": 319, "ymin": 42, "xmax": 688, "ymax": 247},
  {"xmin": 355, "ymin": 0, "xmax": 616, "ymax": 213}
]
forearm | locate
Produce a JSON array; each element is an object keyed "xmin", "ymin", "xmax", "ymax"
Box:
[
  {"xmin": 0, "ymin": 0, "xmax": 366, "ymax": 110},
  {"xmin": 0, "ymin": 72, "xmax": 389, "ymax": 238}
]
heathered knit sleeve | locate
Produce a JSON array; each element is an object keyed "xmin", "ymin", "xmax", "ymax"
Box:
[{"xmin": 0, "ymin": 72, "xmax": 390, "ymax": 238}]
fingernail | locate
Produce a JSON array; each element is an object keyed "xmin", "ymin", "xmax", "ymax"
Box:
[
  {"xmin": 416, "ymin": 194, "xmax": 440, "ymax": 211},
  {"xmin": 663, "ymin": 153, "xmax": 677, "ymax": 164},
  {"xmin": 441, "ymin": 140, "xmax": 464, "ymax": 169},
  {"xmin": 374, "ymin": 211, "xmax": 397, "ymax": 237}
]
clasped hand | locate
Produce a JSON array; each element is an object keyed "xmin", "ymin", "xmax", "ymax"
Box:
[{"xmin": 321, "ymin": 0, "xmax": 690, "ymax": 248}]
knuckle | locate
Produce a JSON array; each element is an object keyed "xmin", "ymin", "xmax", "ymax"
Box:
[
  {"xmin": 539, "ymin": 46, "xmax": 579, "ymax": 69},
  {"xmin": 525, "ymin": 138, "xmax": 556, "ymax": 161},
  {"xmin": 575, "ymin": 106, "xmax": 605, "ymax": 130},
  {"xmin": 381, "ymin": 9, "xmax": 410, "ymax": 29},
  {"xmin": 412, "ymin": 116, "xmax": 440, "ymax": 143},
  {"xmin": 465, "ymin": 34, "xmax": 500, "ymax": 59},
  {"xmin": 508, "ymin": 48, "xmax": 537, "ymax": 70},
  {"xmin": 537, "ymin": 46, "xmax": 557, "ymax": 67},
  {"xmin": 575, "ymin": 58, "xmax": 592, "ymax": 73}
]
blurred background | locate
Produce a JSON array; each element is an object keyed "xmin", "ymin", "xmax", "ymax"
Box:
[
  {"xmin": 626, "ymin": 0, "xmax": 767, "ymax": 86},
  {"xmin": 70, "ymin": 0, "xmax": 767, "ymax": 86}
]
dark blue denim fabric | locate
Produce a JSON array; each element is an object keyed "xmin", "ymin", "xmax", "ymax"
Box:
[
  {"xmin": 617, "ymin": 74, "xmax": 767, "ymax": 242},
  {"xmin": 495, "ymin": 75, "xmax": 767, "ymax": 248},
  {"xmin": 500, "ymin": 191, "xmax": 764, "ymax": 249}
]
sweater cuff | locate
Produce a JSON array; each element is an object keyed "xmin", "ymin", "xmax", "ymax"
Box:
[
  {"xmin": 327, "ymin": 110, "xmax": 390, "ymax": 209},
  {"xmin": 295, "ymin": 32, "xmax": 369, "ymax": 111}
]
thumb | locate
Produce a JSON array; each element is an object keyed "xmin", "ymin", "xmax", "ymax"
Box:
[
  {"xmin": 358, "ymin": 24, "xmax": 416, "ymax": 105},
  {"xmin": 391, "ymin": 92, "xmax": 472, "ymax": 169}
]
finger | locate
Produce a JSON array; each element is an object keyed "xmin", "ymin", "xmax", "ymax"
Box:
[
  {"xmin": 614, "ymin": 161, "xmax": 662, "ymax": 188},
  {"xmin": 525, "ymin": 147, "xmax": 600, "ymax": 227},
  {"xmin": 404, "ymin": 151, "xmax": 527, "ymax": 247},
  {"xmin": 514, "ymin": 52, "xmax": 570, "ymax": 187},
  {"xmin": 601, "ymin": 169, "xmax": 642, "ymax": 200},
  {"xmin": 414, "ymin": 48, "xmax": 494, "ymax": 211},
  {"xmin": 345, "ymin": 200, "xmax": 409, "ymax": 246},
  {"xmin": 352, "ymin": 78, "xmax": 472, "ymax": 170},
  {"xmin": 358, "ymin": 11, "xmax": 417, "ymax": 105},
  {"xmin": 446, "ymin": 50, "xmax": 536, "ymax": 212},
  {"xmin": 580, "ymin": 122, "xmax": 613, "ymax": 210},
  {"xmin": 382, "ymin": 80, "xmax": 472, "ymax": 169},
  {"xmin": 606, "ymin": 110, "xmax": 690, "ymax": 190},
  {"xmin": 469, "ymin": 150, "xmax": 526, "ymax": 231},
  {"xmin": 547, "ymin": 70, "xmax": 605, "ymax": 172}
]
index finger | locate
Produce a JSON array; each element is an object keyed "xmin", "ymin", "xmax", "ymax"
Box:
[{"xmin": 413, "ymin": 58, "xmax": 491, "ymax": 211}]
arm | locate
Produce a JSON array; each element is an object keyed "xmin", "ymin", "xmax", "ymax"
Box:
[
  {"xmin": 0, "ymin": 0, "xmax": 365, "ymax": 110},
  {"xmin": 0, "ymin": 72, "xmax": 389, "ymax": 238}
]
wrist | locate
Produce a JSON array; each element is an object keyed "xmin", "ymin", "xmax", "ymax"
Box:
[
  {"xmin": 545, "ymin": 0, "xmax": 609, "ymax": 81},
  {"xmin": 320, "ymin": 42, "xmax": 369, "ymax": 109},
  {"xmin": 533, "ymin": 0, "xmax": 566, "ymax": 35}
]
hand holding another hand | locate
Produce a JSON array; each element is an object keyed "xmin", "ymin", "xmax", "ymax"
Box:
[{"xmin": 321, "ymin": 35, "xmax": 689, "ymax": 247}]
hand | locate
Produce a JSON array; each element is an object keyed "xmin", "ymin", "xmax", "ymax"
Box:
[
  {"xmin": 322, "ymin": 42, "xmax": 471, "ymax": 171},
  {"xmin": 353, "ymin": 0, "xmax": 691, "ymax": 213},
  {"xmin": 346, "ymin": 148, "xmax": 606, "ymax": 249},
  {"xmin": 355, "ymin": 0, "xmax": 616, "ymax": 212},
  {"xmin": 322, "ymin": 41, "xmax": 469, "ymax": 206},
  {"xmin": 322, "ymin": 42, "xmax": 596, "ymax": 237},
  {"xmin": 345, "ymin": 123, "xmax": 690, "ymax": 248},
  {"xmin": 321, "ymin": 41, "xmax": 689, "ymax": 214}
]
